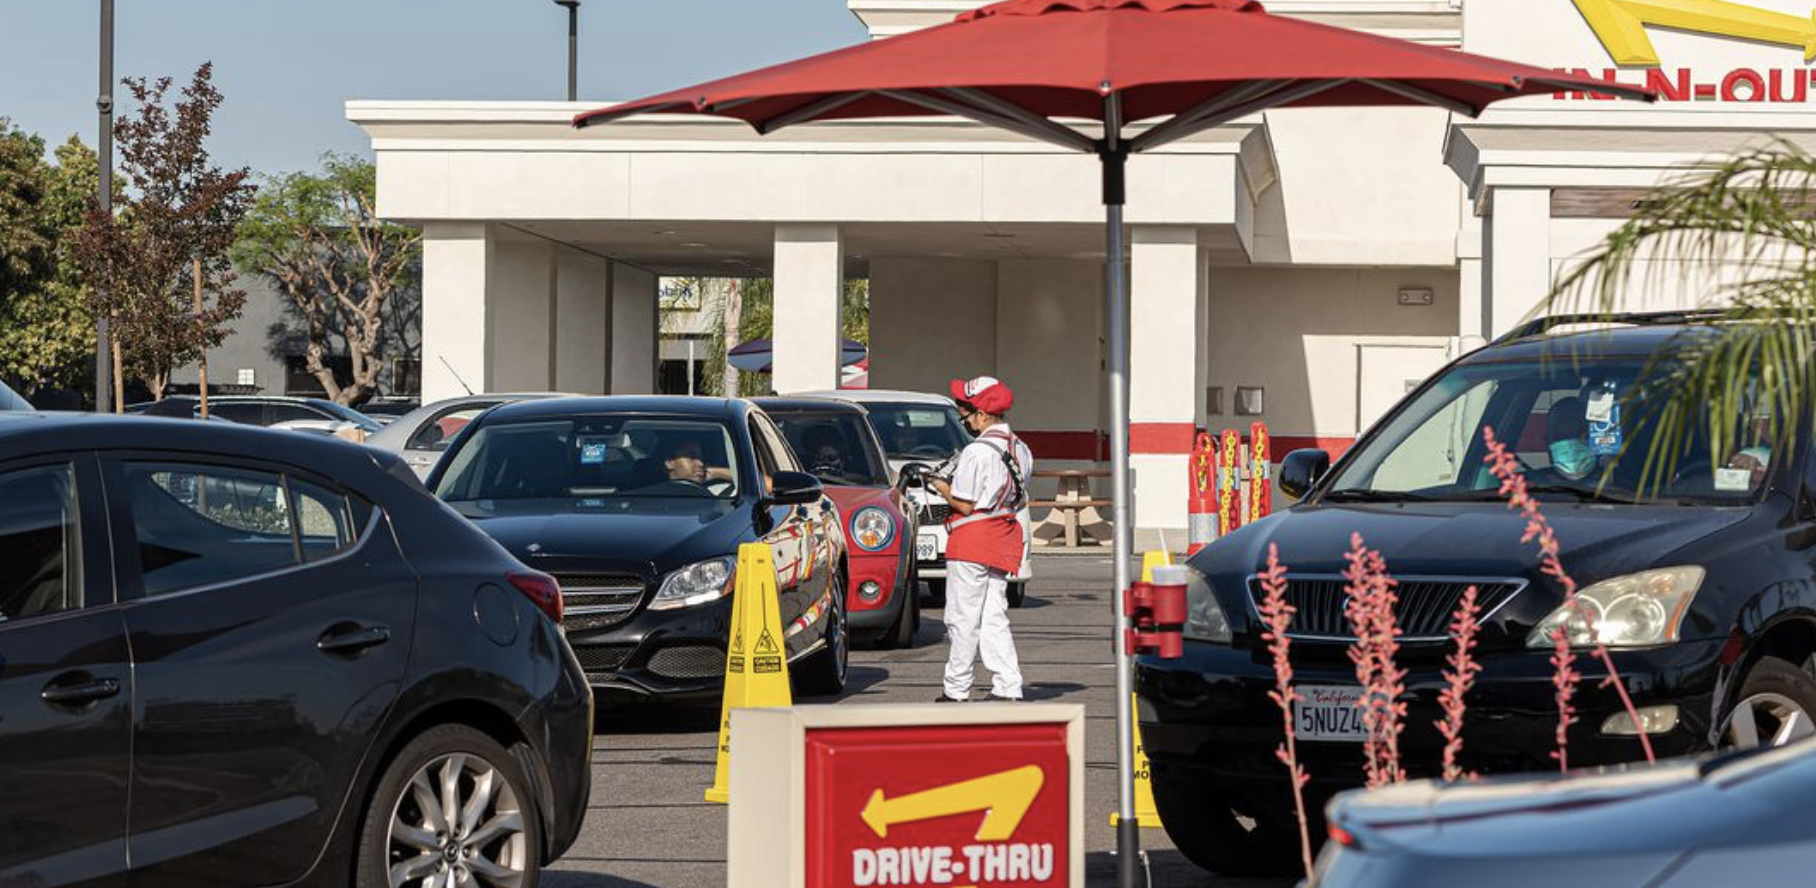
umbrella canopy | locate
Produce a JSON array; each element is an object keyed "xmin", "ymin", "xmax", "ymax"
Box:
[
  {"xmin": 576, "ymin": 0, "xmax": 1647, "ymax": 151},
  {"xmin": 575, "ymin": 2, "xmax": 1652, "ymax": 879},
  {"xmin": 727, "ymin": 338, "xmax": 867, "ymax": 374}
]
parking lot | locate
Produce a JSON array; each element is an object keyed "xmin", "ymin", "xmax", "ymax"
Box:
[{"xmin": 545, "ymin": 553, "xmax": 1283, "ymax": 888}]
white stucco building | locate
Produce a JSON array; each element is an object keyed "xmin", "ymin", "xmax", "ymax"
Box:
[{"xmin": 350, "ymin": 0, "xmax": 1816, "ymax": 546}]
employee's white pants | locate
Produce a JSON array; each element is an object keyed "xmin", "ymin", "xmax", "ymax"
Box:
[{"xmin": 942, "ymin": 560, "xmax": 1023, "ymax": 700}]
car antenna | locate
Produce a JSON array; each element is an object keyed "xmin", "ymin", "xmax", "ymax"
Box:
[{"xmin": 438, "ymin": 355, "xmax": 474, "ymax": 396}]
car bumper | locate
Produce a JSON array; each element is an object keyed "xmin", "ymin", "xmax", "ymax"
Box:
[
  {"xmin": 565, "ymin": 595, "xmax": 736, "ymax": 704},
  {"xmin": 847, "ymin": 548, "xmax": 911, "ymax": 636},
  {"xmin": 526, "ymin": 638, "xmax": 594, "ymax": 861},
  {"xmin": 1135, "ymin": 638, "xmax": 1726, "ymax": 799}
]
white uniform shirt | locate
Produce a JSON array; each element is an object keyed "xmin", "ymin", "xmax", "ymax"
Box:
[{"xmin": 950, "ymin": 425, "xmax": 1034, "ymax": 514}]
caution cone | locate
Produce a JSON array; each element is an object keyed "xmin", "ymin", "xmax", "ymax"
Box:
[
  {"xmin": 704, "ymin": 543, "xmax": 794, "ymax": 804},
  {"xmin": 1112, "ymin": 549, "xmax": 1173, "ymax": 828}
]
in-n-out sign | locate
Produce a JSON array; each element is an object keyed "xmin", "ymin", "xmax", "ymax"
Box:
[
  {"xmin": 1560, "ymin": 0, "xmax": 1816, "ymax": 102},
  {"xmin": 726, "ymin": 705, "xmax": 1086, "ymax": 888}
]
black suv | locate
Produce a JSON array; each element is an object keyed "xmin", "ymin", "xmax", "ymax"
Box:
[
  {"xmin": 1137, "ymin": 313, "xmax": 1816, "ymax": 876},
  {"xmin": 0, "ymin": 414, "xmax": 591, "ymax": 887}
]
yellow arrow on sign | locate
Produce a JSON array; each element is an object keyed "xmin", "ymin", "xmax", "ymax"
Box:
[
  {"xmin": 1572, "ymin": 0, "xmax": 1816, "ymax": 66},
  {"xmin": 859, "ymin": 765, "xmax": 1044, "ymax": 841}
]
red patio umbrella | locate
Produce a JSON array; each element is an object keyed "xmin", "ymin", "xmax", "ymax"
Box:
[{"xmin": 574, "ymin": 0, "xmax": 1650, "ymax": 877}]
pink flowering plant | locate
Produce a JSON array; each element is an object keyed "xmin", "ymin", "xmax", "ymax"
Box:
[
  {"xmin": 1483, "ymin": 428, "xmax": 1657, "ymax": 769},
  {"xmin": 1256, "ymin": 543, "xmax": 1316, "ymax": 881},
  {"xmin": 1343, "ymin": 533, "xmax": 1407, "ymax": 788},
  {"xmin": 1435, "ymin": 585, "xmax": 1483, "ymax": 782}
]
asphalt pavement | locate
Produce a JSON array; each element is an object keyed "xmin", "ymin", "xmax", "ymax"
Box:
[{"xmin": 542, "ymin": 553, "xmax": 1294, "ymax": 888}]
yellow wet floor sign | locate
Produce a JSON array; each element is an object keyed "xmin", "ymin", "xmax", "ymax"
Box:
[
  {"xmin": 705, "ymin": 543, "xmax": 793, "ymax": 804},
  {"xmin": 1112, "ymin": 549, "xmax": 1173, "ymax": 828}
]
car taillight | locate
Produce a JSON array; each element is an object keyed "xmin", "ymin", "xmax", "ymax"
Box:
[
  {"xmin": 1328, "ymin": 824, "xmax": 1361, "ymax": 850},
  {"xmin": 508, "ymin": 571, "xmax": 563, "ymax": 623}
]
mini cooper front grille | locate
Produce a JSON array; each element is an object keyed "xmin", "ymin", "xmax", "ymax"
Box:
[
  {"xmin": 1248, "ymin": 576, "xmax": 1526, "ymax": 642},
  {"xmin": 555, "ymin": 573, "xmax": 646, "ymax": 632}
]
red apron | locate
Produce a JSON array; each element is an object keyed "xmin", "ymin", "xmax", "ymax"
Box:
[{"xmin": 945, "ymin": 430, "xmax": 1027, "ymax": 574}]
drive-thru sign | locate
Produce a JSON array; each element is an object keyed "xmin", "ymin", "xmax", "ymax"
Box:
[{"xmin": 727, "ymin": 704, "xmax": 1085, "ymax": 888}]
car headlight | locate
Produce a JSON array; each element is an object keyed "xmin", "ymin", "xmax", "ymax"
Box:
[
  {"xmin": 1184, "ymin": 566, "xmax": 1232, "ymax": 644},
  {"xmin": 1526, "ymin": 566, "xmax": 1705, "ymax": 648},
  {"xmin": 851, "ymin": 506, "xmax": 895, "ymax": 552},
  {"xmin": 649, "ymin": 557, "xmax": 737, "ymax": 611}
]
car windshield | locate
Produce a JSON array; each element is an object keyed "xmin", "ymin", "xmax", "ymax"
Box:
[
  {"xmin": 769, "ymin": 412, "xmax": 890, "ymax": 487},
  {"xmin": 315, "ymin": 400, "xmax": 383, "ymax": 433},
  {"xmin": 1323, "ymin": 356, "xmax": 1772, "ymax": 506},
  {"xmin": 863, "ymin": 402, "xmax": 968, "ymax": 462},
  {"xmin": 433, "ymin": 416, "xmax": 741, "ymax": 510}
]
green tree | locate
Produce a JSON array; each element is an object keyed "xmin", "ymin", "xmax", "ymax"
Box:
[
  {"xmin": 70, "ymin": 63, "xmax": 256, "ymax": 403},
  {"xmin": 681, "ymin": 277, "xmax": 868, "ymax": 397},
  {"xmin": 1547, "ymin": 140, "xmax": 1816, "ymax": 488},
  {"xmin": 232, "ymin": 154, "xmax": 420, "ymax": 405},
  {"xmin": 0, "ymin": 125, "xmax": 100, "ymax": 397}
]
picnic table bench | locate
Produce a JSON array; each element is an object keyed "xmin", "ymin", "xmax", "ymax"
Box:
[{"xmin": 1031, "ymin": 468, "xmax": 1112, "ymax": 548}]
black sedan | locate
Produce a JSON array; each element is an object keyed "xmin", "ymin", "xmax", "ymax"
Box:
[
  {"xmin": 1137, "ymin": 314, "xmax": 1816, "ymax": 876},
  {"xmin": 0, "ymin": 413, "xmax": 591, "ymax": 888},
  {"xmin": 427, "ymin": 396, "xmax": 851, "ymax": 704}
]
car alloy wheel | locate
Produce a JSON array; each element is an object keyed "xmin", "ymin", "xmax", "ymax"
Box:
[
  {"xmin": 1724, "ymin": 691, "xmax": 1816, "ymax": 749},
  {"xmin": 386, "ymin": 751, "xmax": 531, "ymax": 887}
]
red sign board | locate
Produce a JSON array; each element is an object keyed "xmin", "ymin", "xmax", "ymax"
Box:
[{"xmin": 804, "ymin": 723, "xmax": 1070, "ymax": 888}]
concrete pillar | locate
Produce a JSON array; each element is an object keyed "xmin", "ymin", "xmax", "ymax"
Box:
[
  {"xmin": 869, "ymin": 257, "xmax": 997, "ymax": 394},
  {"xmin": 1484, "ymin": 187, "xmax": 1553, "ymax": 338},
  {"xmin": 611, "ymin": 263, "xmax": 657, "ymax": 395},
  {"xmin": 772, "ymin": 224, "xmax": 843, "ymax": 394},
  {"xmin": 1129, "ymin": 226, "xmax": 1203, "ymax": 549},
  {"xmin": 554, "ymin": 250, "xmax": 611, "ymax": 394},
  {"xmin": 1457, "ymin": 208, "xmax": 1487, "ymax": 342},
  {"xmin": 420, "ymin": 222, "xmax": 493, "ymax": 403},
  {"xmin": 995, "ymin": 258, "xmax": 1104, "ymax": 474},
  {"xmin": 487, "ymin": 238, "xmax": 556, "ymax": 393}
]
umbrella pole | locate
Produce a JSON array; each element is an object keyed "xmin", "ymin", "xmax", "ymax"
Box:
[{"xmin": 1100, "ymin": 96, "xmax": 1142, "ymax": 888}]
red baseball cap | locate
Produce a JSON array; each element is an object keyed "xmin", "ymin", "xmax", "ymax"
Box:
[{"xmin": 950, "ymin": 376, "xmax": 1014, "ymax": 415}]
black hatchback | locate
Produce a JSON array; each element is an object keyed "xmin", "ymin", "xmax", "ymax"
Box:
[
  {"xmin": 1137, "ymin": 314, "xmax": 1816, "ymax": 876},
  {"xmin": 0, "ymin": 413, "xmax": 591, "ymax": 888}
]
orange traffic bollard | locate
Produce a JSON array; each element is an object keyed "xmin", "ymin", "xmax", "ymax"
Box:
[
  {"xmin": 1218, "ymin": 429, "xmax": 1242, "ymax": 536},
  {"xmin": 1188, "ymin": 432, "xmax": 1218, "ymax": 555},
  {"xmin": 1248, "ymin": 422, "xmax": 1271, "ymax": 524}
]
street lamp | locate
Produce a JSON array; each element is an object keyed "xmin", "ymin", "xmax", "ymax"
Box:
[
  {"xmin": 554, "ymin": 0, "xmax": 580, "ymax": 102},
  {"xmin": 95, "ymin": 0, "xmax": 114, "ymax": 412}
]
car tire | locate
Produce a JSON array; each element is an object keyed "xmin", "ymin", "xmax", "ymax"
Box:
[
  {"xmin": 924, "ymin": 579, "xmax": 946, "ymax": 608},
  {"xmin": 796, "ymin": 573, "xmax": 850, "ymax": 697},
  {"xmin": 356, "ymin": 724, "xmax": 543, "ymax": 888},
  {"xmin": 1007, "ymin": 581, "xmax": 1027, "ymax": 609},
  {"xmin": 1722, "ymin": 655, "xmax": 1816, "ymax": 749},
  {"xmin": 1150, "ymin": 772, "xmax": 1303, "ymax": 878},
  {"xmin": 882, "ymin": 581, "xmax": 919, "ymax": 650}
]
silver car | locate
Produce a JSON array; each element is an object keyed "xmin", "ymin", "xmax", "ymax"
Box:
[
  {"xmin": 365, "ymin": 393, "xmax": 567, "ymax": 478},
  {"xmin": 0, "ymin": 381, "xmax": 27, "ymax": 411}
]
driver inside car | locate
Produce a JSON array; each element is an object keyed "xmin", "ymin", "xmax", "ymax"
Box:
[
  {"xmin": 658, "ymin": 436, "xmax": 734, "ymax": 487},
  {"xmin": 804, "ymin": 427, "xmax": 846, "ymax": 479},
  {"xmin": 1543, "ymin": 396, "xmax": 1601, "ymax": 482}
]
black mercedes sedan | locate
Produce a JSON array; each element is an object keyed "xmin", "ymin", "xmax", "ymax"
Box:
[
  {"xmin": 427, "ymin": 396, "xmax": 851, "ymax": 704},
  {"xmin": 0, "ymin": 413, "xmax": 591, "ymax": 888},
  {"xmin": 1137, "ymin": 312, "xmax": 1816, "ymax": 876}
]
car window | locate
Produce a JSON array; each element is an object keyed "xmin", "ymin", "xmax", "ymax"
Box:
[
  {"xmin": 211, "ymin": 402, "xmax": 264, "ymax": 425},
  {"xmin": 268, "ymin": 403, "xmax": 322, "ymax": 424},
  {"xmin": 435, "ymin": 416, "xmax": 741, "ymax": 507},
  {"xmin": 755, "ymin": 414, "xmax": 801, "ymax": 473},
  {"xmin": 0, "ymin": 379, "xmax": 29, "ymax": 411},
  {"xmin": 0, "ymin": 464, "xmax": 82, "ymax": 622},
  {"xmin": 863, "ymin": 403, "xmax": 968, "ymax": 461},
  {"xmin": 124, "ymin": 463, "xmax": 298, "ymax": 596},
  {"xmin": 409, "ymin": 405, "xmax": 494, "ymax": 453},
  {"xmin": 291, "ymin": 479, "xmax": 358, "ymax": 563}
]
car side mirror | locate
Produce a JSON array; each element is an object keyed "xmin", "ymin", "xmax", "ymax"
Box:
[
  {"xmin": 766, "ymin": 470, "xmax": 823, "ymax": 506},
  {"xmin": 1279, "ymin": 449, "xmax": 1331, "ymax": 502},
  {"xmin": 896, "ymin": 462, "xmax": 932, "ymax": 492}
]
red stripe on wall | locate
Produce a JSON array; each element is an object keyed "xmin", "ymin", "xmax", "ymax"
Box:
[
  {"xmin": 1130, "ymin": 422, "xmax": 1198, "ymax": 454},
  {"xmin": 1017, "ymin": 431, "xmax": 1107, "ymax": 462},
  {"xmin": 1270, "ymin": 435, "xmax": 1357, "ymax": 459}
]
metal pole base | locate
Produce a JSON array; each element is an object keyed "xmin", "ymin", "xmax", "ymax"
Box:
[{"xmin": 1116, "ymin": 818, "xmax": 1144, "ymax": 888}]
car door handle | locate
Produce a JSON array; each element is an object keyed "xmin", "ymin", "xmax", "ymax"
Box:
[
  {"xmin": 317, "ymin": 624, "xmax": 392, "ymax": 655},
  {"xmin": 41, "ymin": 676, "xmax": 121, "ymax": 707}
]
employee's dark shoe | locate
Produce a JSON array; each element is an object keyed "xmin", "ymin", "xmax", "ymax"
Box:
[{"xmin": 935, "ymin": 694, "xmax": 967, "ymax": 703}]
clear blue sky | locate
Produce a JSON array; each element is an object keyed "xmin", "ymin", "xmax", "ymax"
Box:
[{"xmin": 2, "ymin": 0, "xmax": 867, "ymax": 175}]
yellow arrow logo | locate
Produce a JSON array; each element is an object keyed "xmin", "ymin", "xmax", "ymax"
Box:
[
  {"xmin": 860, "ymin": 765, "xmax": 1044, "ymax": 841},
  {"xmin": 1572, "ymin": 0, "xmax": 1816, "ymax": 66}
]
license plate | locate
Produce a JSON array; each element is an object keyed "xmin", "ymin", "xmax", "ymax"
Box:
[
  {"xmin": 1293, "ymin": 685, "xmax": 1367, "ymax": 742},
  {"xmin": 916, "ymin": 535, "xmax": 938, "ymax": 561}
]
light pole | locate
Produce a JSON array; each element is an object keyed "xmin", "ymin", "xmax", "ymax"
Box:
[
  {"xmin": 95, "ymin": 0, "xmax": 114, "ymax": 412},
  {"xmin": 554, "ymin": 0, "xmax": 580, "ymax": 102}
]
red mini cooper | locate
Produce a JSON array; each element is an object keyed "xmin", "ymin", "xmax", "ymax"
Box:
[{"xmin": 757, "ymin": 398, "xmax": 920, "ymax": 649}]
